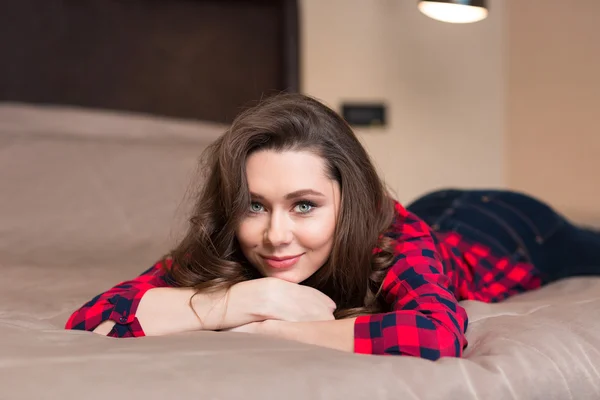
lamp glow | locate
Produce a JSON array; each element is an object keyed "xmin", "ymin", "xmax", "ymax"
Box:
[{"xmin": 418, "ymin": 1, "xmax": 488, "ymax": 24}]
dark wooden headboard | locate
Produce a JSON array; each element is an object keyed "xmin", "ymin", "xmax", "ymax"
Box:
[{"xmin": 0, "ymin": 0, "xmax": 299, "ymax": 123}]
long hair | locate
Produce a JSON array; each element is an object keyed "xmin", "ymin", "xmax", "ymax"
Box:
[{"xmin": 168, "ymin": 93, "xmax": 397, "ymax": 318}]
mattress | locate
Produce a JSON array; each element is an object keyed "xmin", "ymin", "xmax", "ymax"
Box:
[{"xmin": 1, "ymin": 103, "xmax": 599, "ymax": 400}]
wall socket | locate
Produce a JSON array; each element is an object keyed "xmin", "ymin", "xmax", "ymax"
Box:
[{"xmin": 341, "ymin": 103, "xmax": 386, "ymax": 127}]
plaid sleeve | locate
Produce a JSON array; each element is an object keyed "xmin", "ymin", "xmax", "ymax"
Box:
[
  {"xmin": 65, "ymin": 259, "xmax": 173, "ymax": 338},
  {"xmin": 354, "ymin": 202, "xmax": 469, "ymax": 360}
]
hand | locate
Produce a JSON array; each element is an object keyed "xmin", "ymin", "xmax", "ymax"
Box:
[
  {"xmin": 224, "ymin": 319, "xmax": 282, "ymax": 336},
  {"xmin": 223, "ymin": 320, "xmax": 268, "ymax": 334},
  {"xmin": 229, "ymin": 277, "xmax": 336, "ymax": 323}
]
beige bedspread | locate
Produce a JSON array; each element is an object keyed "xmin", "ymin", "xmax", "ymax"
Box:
[{"xmin": 1, "ymin": 103, "xmax": 599, "ymax": 400}]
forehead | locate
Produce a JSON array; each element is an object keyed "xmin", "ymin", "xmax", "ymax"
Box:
[{"xmin": 245, "ymin": 150, "xmax": 331, "ymax": 194}]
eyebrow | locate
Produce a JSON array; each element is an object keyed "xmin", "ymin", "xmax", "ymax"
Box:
[{"xmin": 250, "ymin": 189, "xmax": 326, "ymax": 201}]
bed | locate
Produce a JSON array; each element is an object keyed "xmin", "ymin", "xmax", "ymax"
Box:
[
  {"xmin": 2, "ymin": 1, "xmax": 600, "ymax": 398},
  {"xmin": 2, "ymin": 102, "xmax": 600, "ymax": 400}
]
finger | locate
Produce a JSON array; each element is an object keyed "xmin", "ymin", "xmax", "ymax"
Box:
[
  {"xmin": 320, "ymin": 295, "xmax": 337, "ymax": 310},
  {"xmin": 308, "ymin": 288, "xmax": 337, "ymax": 309}
]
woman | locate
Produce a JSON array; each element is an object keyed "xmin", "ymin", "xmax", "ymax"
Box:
[{"xmin": 65, "ymin": 93, "xmax": 600, "ymax": 361}]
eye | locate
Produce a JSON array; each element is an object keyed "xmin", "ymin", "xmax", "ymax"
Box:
[
  {"xmin": 294, "ymin": 201, "xmax": 316, "ymax": 214},
  {"xmin": 249, "ymin": 202, "xmax": 265, "ymax": 213}
]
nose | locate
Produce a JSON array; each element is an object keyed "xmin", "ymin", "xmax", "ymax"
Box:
[{"xmin": 265, "ymin": 211, "xmax": 293, "ymax": 247}]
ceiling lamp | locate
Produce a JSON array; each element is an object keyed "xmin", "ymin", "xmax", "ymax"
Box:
[{"xmin": 418, "ymin": 0, "xmax": 488, "ymax": 24}]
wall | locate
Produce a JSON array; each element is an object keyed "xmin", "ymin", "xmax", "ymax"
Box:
[
  {"xmin": 506, "ymin": 0, "xmax": 600, "ymax": 225},
  {"xmin": 299, "ymin": 0, "xmax": 507, "ymax": 204}
]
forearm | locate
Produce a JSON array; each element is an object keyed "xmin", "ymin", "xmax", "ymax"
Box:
[
  {"xmin": 192, "ymin": 282, "xmax": 267, "ymax": 331},
  {"xmin": 135, "ymin": 286, "xmax": 246, "ymax": 335},
  {"xmin": 108, "ymin": 287, "xmax": 202, "ymax": 336},
  {"xmin": 267, "ymin": 318, "xmax": 356, "ymax": 352},
  {"xmin": 93, "ymin": 287, "xmax": 224, "ymax": 336},
  {"xmin": 94, "ymin": 282, "xmax": 266, "ymax": 337}
]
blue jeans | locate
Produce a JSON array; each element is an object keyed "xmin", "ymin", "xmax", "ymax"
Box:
[{"xmin": 406, "ymin": 189, "xmax": 600, "ymax": 284}]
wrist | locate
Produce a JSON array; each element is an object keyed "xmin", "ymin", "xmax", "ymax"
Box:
[
  {"xmin": 192, "ymin": 280, "xmax": 267, "ymax": 330},
  {"xmin": 231, "ymin": 279, "xmax": 273, "ymax": 321},
  {"xmin": 262, "ymin": 319, "xmax": 291, "ymax": 338},
  {"xmin": 189, "ymin": 288, "xmax": 230, "ymax": 331},
  {"xmin": 187, "ymin": 289, "xmax": 207, "ymax": 329}
]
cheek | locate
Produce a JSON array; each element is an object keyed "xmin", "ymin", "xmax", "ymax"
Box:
[
  {"xmin": 298, "ymin": 215, "xmax": 337, "ymax": 246},
  {"xmin": 236, "ymin": 218, "xmax": 263, "ymax": 248}
]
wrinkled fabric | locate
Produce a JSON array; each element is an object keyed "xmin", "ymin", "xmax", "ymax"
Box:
[{"xmin": 2, "ymin": 104, "xmax": 600, "ymax": 400}]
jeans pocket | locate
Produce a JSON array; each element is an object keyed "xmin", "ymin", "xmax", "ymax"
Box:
[
  {"xmin": 407, "ymin": 189, "xmax": 463, "ymax": 208},
  {"xmin": 406, "ymin": 189, "xmax": 464, "ymax": 226},
  {"xmin": 484, "ymin": 191, "xmax": 566, "ymax": 244},
  {"xmin": 433, "ymin": 190, "xmax": 537, "ymax": 262}
]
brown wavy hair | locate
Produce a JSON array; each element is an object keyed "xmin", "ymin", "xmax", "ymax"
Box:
[{"xmin": 168, "ymin": 93, "xmax": 397, "ymax": 318}]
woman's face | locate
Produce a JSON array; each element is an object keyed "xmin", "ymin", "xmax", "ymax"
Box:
[{"xmin": 236, "ymin": 149, "xmax": 341, "ymax": 283}]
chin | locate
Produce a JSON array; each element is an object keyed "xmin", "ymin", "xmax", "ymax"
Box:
[{"xmin": 263, "ymin": 269, "xmax": 310, "ymax": 284}]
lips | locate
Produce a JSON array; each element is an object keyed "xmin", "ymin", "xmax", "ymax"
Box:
[{"xmin": 261, "ymin": 254, "xmax": 304, "ymax": 269}]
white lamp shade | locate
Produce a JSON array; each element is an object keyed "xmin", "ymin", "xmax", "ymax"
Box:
[{"xmin": 418, "ymin": 1, "xmax": 488, "ymax": 24}]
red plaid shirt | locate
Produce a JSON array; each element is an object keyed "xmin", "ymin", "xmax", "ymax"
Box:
[{"xmin": 65, "ymin": 201, "xmax": 542, "ymax": 360}]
